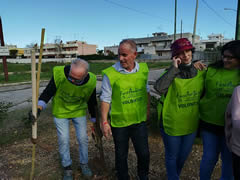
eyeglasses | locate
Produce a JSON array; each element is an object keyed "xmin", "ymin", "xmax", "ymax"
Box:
[
  {"xmin": 222, "ymin": 55, "xmax": 236, "ymax": 60},
  {"xmin": 68, "ymin": 74, "xmax": 87, "ymax": 85}
]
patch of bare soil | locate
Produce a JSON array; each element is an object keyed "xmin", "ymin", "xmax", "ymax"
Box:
[{"xmin": 0, "ymin": 114, "xmax": 222, "ymax": 180}]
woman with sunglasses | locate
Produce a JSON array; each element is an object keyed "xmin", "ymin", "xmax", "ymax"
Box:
[{"xmin": 199, "ymin": 40, "xmax": 240, "ymax": 180}]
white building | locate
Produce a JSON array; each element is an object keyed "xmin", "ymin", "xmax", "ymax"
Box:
[{"xmin": 197, "ymin": 33, "xmax": 232, "ymax": 50}]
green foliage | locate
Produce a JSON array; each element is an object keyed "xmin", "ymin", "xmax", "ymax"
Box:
[
  {"xmin": 78, "ymin": 54, "xmax": 117, "ymax": 60},
  {"xmin": 9, "ymin": 49, "xmax": 18, "ymax": 58},
  {"xmin": 0, "ymin": 101, "xmax": 12, "ymax": 122},
  {"xmin": 97, "ymin": 49, "xmax": 104, "ymax": 56},
  {"xmin": 0, "ymin": 61, "xmax": 169, "ymax": 83},
  {"xmin": 105, "ymin": 50, "xmax": 115, "ymax": 57}
]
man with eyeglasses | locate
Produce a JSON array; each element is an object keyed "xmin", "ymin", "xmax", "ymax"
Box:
[{"xmin": 36, "ymin": 59, "xmax": 97, "ymax": 179}]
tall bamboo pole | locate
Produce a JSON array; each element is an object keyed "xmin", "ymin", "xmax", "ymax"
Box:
[
  {"xmin": 31, "ymin": 50, "xmax": 37, "ymax": 140},
  {"xmin": 36, "ymin": 28, "xmax": 45, "ymax": 104},
  {"xmin": 30, "ymin": 49, "xmax": 37, "ymax": 180},
  {"xmin": 30, "ymin": 28, "xmax": 45, "ymax": 180}
]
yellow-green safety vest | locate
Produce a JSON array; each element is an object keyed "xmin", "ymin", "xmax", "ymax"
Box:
[
  {"xmin": 158, "ymin": 70, "xmax": 205, "ymax": 136},
  {"xmin": 200, "ymin": 67, "xmax": 240, "ymax": 126},
  {"xmin": 52, "ymin": 66, "xmax": 96, "ymax": 118},
  {"xmin": 102, "ymin": 63, "xmax": 149, "ymax": 127}
]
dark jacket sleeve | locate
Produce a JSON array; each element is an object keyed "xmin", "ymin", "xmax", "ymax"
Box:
[
  {"xmin": 87, "ymin": 88, "xmax": 97, "ymax": 118},
  {"xmin": 154, "ymin": 65, "xmax": 180, "ymax": 95},
  {"xmin": 38, "ymin": 76, "xmax": 56, "ymax": 103}
]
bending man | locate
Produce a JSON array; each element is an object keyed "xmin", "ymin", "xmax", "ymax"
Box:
[{"xmin": 37, "ymin": 59, "xmax": 97, "ymax": 179}]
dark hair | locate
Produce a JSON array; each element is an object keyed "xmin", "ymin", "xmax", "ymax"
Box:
[
  {"xmin": 119, "ymin": 39, "xmax": 137, "ymax": 52},
  {"xmin": 209, "ymin": 40, "xmax": 240, "ymax": 68},
  {"xmin": 221, "ymin": 40, "xmax": 240, "ymax": 59}
]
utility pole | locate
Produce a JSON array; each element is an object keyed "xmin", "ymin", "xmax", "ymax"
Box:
[
  {"xmin": 181, "ymin": 19, "xmax": 183, "ymax": 38},
  {"xmin": 236, "ymin": 0, "xmax": 240, "ymax": 40},
  {"xmin": 192, "ymin": 0, "xmax": 199, "ymax": 45},
  {"xmin": 0, "ymin": 16, "xmax": 8, "ymax": 82},
  {"xmin": 174, "ymin": 0, "xmax": 177, "ymax": 41}
]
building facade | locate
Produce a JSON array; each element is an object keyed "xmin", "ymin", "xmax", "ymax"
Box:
[
  {"xmin": 104, "ymin": 45, "xmax": 118, "ymax": 56},
  {"xmin": 196, "ymin": 33, "xmax": 232, "ymax": 51},
  {"xmin": 24, "ymin": 40, "xmax": 97, "ymax": 58},
  {"xmin": 104, "ymin": 32, "xmax": 200, "ymax": 59},
  {"xmin": 104, "ymin": 32, "xmax": 232, "ymax": 60}
]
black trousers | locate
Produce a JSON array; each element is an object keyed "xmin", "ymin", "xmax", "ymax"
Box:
[
  {"xmin": 232, "ymin": 152, "xmax": 240, "ymax": 180},
  {"xmin": 111, "ymin": 122, "xmax": 150, "ymax": 180}
]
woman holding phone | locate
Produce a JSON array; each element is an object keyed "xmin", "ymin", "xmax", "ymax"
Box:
[{"xmin": 154, "ymin": 38, "xmax": 205, "ymax": 180}]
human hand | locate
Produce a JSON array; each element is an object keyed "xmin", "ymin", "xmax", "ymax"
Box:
[
  {"xmin": 172, "ymin": 56, "xmax": 182, "ymax": 68},
  {"xmin": 28, "ymin": 108, "xmax": 41, "ymax": 124},
  {"xmin": 101, "ymin": 121, "xmax": 112, "ymax": 139},
  {"xmin": 90, "ymin": 117, "xmax": 96, "ymax": 123},
  {"xmin": 193, "ymin": 60, "xmax": 207, "ymax": 70}
]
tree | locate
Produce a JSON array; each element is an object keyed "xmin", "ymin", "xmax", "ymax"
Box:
[
  {"xmin": 25, "ymin": 43, "xmax": 37, "ymax": 49},
  {"xmin": 106, "ymin": 50, "xmax": 115, "ymax": 57},
  {"xmin": 97, "ymin": 49, "xmax": 104, "ymax": 56},
  {"xmin": 9, "ymin": 49, "xmax": 18, "ymax": 58}
]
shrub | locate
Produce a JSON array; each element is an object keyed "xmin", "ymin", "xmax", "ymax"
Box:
[
  {"xmin": 78, "ymin": 54, "xmax": 117, "ymax": 60},
  {"xmin": 0, "ymin": 101, "xmax": 12, "ymax": 121}
]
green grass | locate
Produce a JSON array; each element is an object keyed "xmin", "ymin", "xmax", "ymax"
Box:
[
  {"xmin": 0, "ymin": 61, "xmax": 169, "ymax": 84},
  {"xmin": 0, "ymin": 105, "xmax": 53, "ymax": 146},
  {"xmin": 89, "ymin": 62, "xmax": 114, "ymax": 74},
  {"xmin": 0, "ymin": 63, "xmax": 31, "ymax": 72}
]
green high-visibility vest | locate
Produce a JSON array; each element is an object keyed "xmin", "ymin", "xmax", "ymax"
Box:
[
  {"xmin": 52, "ymin": 66, "xmax": 96, "ymax": 118},
  {"xmin": 200, "ymin": 67, "xmax": 240, "ymax": 126},
  {"xmin": 102, "ymin": 63, "xmax": 149, "ymax": 127},
  {"xmin": 158, "ymin": 70, "xmax": 205, "ymax": 136}
]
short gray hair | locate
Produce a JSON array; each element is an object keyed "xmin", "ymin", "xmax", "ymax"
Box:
[
  {"xmin": 119, "ymin": 39, "xmax": 137, "ymax": 52},
  {"xmin": 71, "ymin": 58, "xmax": 89, "ymax": 72}
]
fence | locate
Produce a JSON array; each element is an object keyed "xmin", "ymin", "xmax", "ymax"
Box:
[{"xmin": 193, "ymin": 51, "xmax": 221, "ymax": 64}]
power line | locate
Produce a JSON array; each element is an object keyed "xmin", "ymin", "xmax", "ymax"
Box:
[
  {"xmin": 201, "ymin": 0, "xmax": 234, "ymax": 27},
  {"xmin": 103, "ymin": 0, "xmax": 170, "ymax": 22}
]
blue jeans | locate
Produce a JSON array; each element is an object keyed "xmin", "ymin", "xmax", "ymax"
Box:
[
  {"xmin": 200, "ymin": 130, "xmax": 234, "ymax": 180},
  {"xmin": 160, "ymin": 128, "xmax": 196, "ymax": 180},
  {"xmin": 54, "ymin": 116, "xmax": 88, "ymax": 167},
  {"xmin": 111, "ymin": 122, "xmax": 150, "ymax": 180}
]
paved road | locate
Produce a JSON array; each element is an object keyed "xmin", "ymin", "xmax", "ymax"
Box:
[{"xmin": 0, "ymin": 69, "xmax": 164, "ymax": 111}]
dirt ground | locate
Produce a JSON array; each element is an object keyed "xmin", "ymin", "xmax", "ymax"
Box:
[{"xmin": 0, "ymin": 110, "xmax": 222, "ymax": 180}]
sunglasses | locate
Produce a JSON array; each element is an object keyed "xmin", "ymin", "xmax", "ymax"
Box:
[
  {"xmin": 222, "ymin": 55, "xmax": 236, "ymax": 60},
  {"xmin": 68, "ymin": 74, "xmax": 87, "ymax": 85}
]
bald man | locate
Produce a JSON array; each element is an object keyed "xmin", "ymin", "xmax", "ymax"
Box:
[{"xmin": 37, "ymin": 59, "xmax": 96, "ymax": 179}]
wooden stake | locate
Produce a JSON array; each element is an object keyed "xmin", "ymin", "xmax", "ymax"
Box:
[
  {"xmin": 31, "ymin": 50, "xmax": 37, "ymax": 140},
  {"xmin": 36, "ymin": 28, "xmax": 45, "ymax": 105}
]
